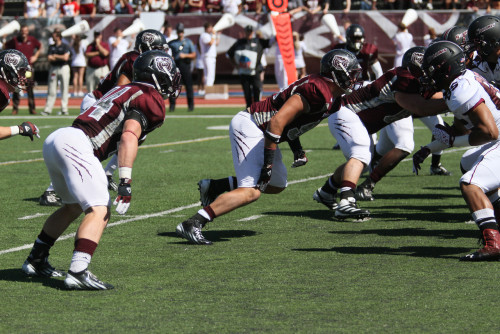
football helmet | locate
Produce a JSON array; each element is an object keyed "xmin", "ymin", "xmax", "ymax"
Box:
[
  {"xmin": 134, "ymin": 29, "xmax": 169, "ymax": 54},
  {"xmin": 421, "ymin": 41, "xmax": 466, "ymax": 91},
  {"xmin": 468, "ymin": 15, "xmax": 500, "ymax": 58},
  {"xmin": 133, "ymin": 50, "xmax": 182, "ymax": 99},
  {"xmin": 441, "ymin": 26, "xmax": 474, "ymax": 64},
  {"xmin": 320, "ymin": 49, "xmax": 361, "ymax": 93},
  {"xmin": 402, "ymin": 46, "xmax": 425, "ymax": 78},
  {"xmin": 0, "ymin": 49, "xmax": 33, "ymax": 93},
  {"xmin": 345, "ymin": 24, "xmax": 365, "ymax": 54}
]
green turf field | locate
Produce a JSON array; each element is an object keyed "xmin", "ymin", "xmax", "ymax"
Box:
[{"xmin": 0, "ymin": 108, "xmax": 497, "ymax": 333}]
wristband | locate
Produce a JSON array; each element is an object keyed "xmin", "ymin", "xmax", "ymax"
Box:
[
  {"xmin": 10, "ymin": 126, "xmax": 20, "ymax": 137},
  {"xmin": 453, "ymin": 134, "xmax": 469, "ymax": 147},
  {"xmin": 264, "ymin": 130, "xmax": 281, "ymax": 144},
  {"xmin": 118, "ymin": 167, "xmax": 132, "ymax": 180},
  {"xmin": 263, "ymin": 147, "xmax": 276, "ymax": 166}
]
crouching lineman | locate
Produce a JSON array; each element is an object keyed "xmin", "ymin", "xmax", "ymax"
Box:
[
  {"xmin": 22, "ymin": 50, "xmax": 181, "ymax": 289},
  {"xmin": 0, "ymin": 50, "xmax": 39, "ymax": 141},
  {"xmin": 176, "ymin": 49, "xmax": 362, "ymax": 245},
  {"xmin": 413, "ymin": 41, "xmax": 500, "ymax": 261}
]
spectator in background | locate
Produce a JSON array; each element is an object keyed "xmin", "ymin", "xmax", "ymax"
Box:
[
  {"xmin": 168, "ymin": 23, "xmax": 196, "ymax": 111},
  {"xmin": 96, "ymin": 0, "xmax": 115, "ymax": 14},
  {"xmin": 194, "ymin": 44, "xmax": 205, "ymax": 96},
  {"xmin": 42, "ymin": 29, "xmax": 71, "ymax": 116},
  {"xmin": 188, "ymin": 0, "xmax": 205, "ymax": 12},
  {"xmin": 392, "ymin": 22, "xmax": 413, "ymax": 67},
  {"xmin": 167, "ymin": 0, "xmax": 183, "ymax": 13},
  {"xmin": 293, "ymin": 32, "xmax": 307, "ymax": 79},
  {"xmin": 222, "ymin": 0, "xmax": 242, "ymax": 15},
  {"xmin": 44, "ymin": 0, "xmax": 61, "ymax": 25},
  {"xmin": 115, "ymin": 0, "xmax": 135, "ymax": 13},
  {"xmin": 206, "ymin": 0, "xmax": 222, "ymax": 12},
  {"xmin": 199, "ymin": 22, "xmax": 220, "ymax": 89},
  {"xmin": 85, "ymin": 30, "xmax": 110, "ymax": 94},
  {"xmin": 79, "ymin": 0, "xmax": 96, "ymax": 15},
  {"xmin": 227, "ymin": 25, "xmax": 270, "ymax": 107},
  {"xmin": 244, "ymin": 0, "xmax": 265, "ymax": 13},
  {"xmin": 60, "ymin": 0, "xmax": 80, "ymax": 16},
  {"xmin": 150, "ymin": 0, "xmax": 169, "ymax": 11},
  {"xmin": 70, "ymin": 34, "xmax": 88, "ymax": 97},
  {"xmin": 0, "ymin": 0, "xmax": 4, "ymax": 17},
  {"xmin": 108, "ymin": 27, "xmax": 131, "ymax": 70},
  {"xmin": 4, "ymin": 24, "xmax": 42, "ymax": 115},
  {"xmin": 424, "ymin": 27, "xmax": 437, "ymax": 47},
  {"xmin": 25, "ymin": 0, "xmax": 44, "ymax": 18},
  {"xmin": 162, "ymin": 21, "xmax": 178, "ymax": 44}
]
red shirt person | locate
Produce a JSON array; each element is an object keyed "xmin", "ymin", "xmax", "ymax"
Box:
[{"xmin": 4, "ymin": 24, "xmax": 41, "ymax": 115}]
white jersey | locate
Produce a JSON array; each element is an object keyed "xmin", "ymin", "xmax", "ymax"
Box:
[
  {"xmin": 470, "ymin": 57, "xmax": 500, "ymax": 86},
  {"xmin": 445, "ymin": 69, "xmax": 500, "ymax": 131},
  {"xmin": 200, "ymin": 32, "xmax": 217, "ymax": 58}
]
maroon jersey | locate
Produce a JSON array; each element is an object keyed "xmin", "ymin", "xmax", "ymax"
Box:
[
  {"xmin": 333, "ymin": 42, "xmax": 378, "ymax": 81},
  {"xmin": 73, "ymin": 83, "xmax": 165, "ymax": 161},
  {"xmin": 92, "ymin": 51, "xmax": 138, "ymax": 100},
  {"xmin": 249, "ymin": 74, "xmax": 340, "ymax": 142},
  {"xmin": 0, "ymin": 80, "xmax": 10, "ymax": 111},
  {"xmin": 342, "ymin": 67, "xmax": 420, "ymax": 134}
]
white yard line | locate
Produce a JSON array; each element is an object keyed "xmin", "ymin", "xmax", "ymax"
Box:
[{"xmin": 238, "ymin": 215, "xmax": 265, "ymax": 221}]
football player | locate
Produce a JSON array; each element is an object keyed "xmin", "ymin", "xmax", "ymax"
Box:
[
  {"xmin": 333, "ymin": 24, "xmax": 383, "ymax": 81},
  {"xmin": 176, "ymin": 49, "xmax": 362, "ymax": 245},
  {"xmin": 313, "ymin": 47, "xmax": 447, "ymax": 219},
  {"xmin": 39, "ymin": 29, "xmax": 169, "ymax": 206},
  {"xmin": 22, "ymin": 50, "xmax": 182, "ymax": 289},
  {"xmin": 413, "ymin": 41, "xmax": 500, "ymax": 261},
  {"xmin": 0, "ymin": 50, "xmax": 39, "ymax": 141}
]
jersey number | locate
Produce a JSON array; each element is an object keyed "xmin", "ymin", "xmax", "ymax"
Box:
[{"xmin": 87, "ymin": 86, "xmax": 131, "ymax": 121}]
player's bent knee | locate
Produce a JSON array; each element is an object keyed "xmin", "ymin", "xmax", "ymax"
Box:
[
  {"xmin": 264, "ymin": 185, "xmax": 286, "ymax": 194},
  {"xmin": 85, "ymin": 205, "xmax": 111, "ymax": 223}
]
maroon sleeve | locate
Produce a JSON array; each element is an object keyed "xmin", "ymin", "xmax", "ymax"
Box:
[
  {"xmin": 129, "ymin": 85, "xmax": 166, "ymax": 132},
  {"xmin": 393, "ymin": 68, "xmax": 420, "ymax": 94},
  {"xmin": 293, "ymin": 77, "xmax": 328, "ymax": 113},
  {"xmin": 4, "ymin": 39, "xmax": 14, "ymax": 50}
]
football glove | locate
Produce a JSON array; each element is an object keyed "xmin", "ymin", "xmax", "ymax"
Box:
[
  {"xmin": 291, "ymin": 149, "xmax": 308, "ymax": 168},
  {"xmin": 412, "ymin": 146, "xmax": 431, "ymax": 175},
  {"xmin": 18, "ymin": 121, "xmax": 40, "ymax": 141},
  {"xmin": 113, "ymin": 178, "xmax": 132, "ymax": 214},
  {"xmin": 432, "ymin": 123, "xmax": 455, "ymax": 147},
  {"xmin": 257, "ymin": 147, "xmax": 275, "ymax": 192}
]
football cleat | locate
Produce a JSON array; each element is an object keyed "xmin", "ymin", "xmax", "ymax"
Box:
[
  {"xmin": 460, "ymin": 229, "xmax": 500, "ymax": 262},
  {"xmin": 430, "ymin": 164, "xmax": 451, "ymax": 176},
  {"xmin": 64, "ymin": 270, "xmax": 114, "ymax": 290},
  {"xmin": 22, "ymin": 257, "xmax": 65, "ymax": 278},
  {"xmin": 313, "ymin": 188, "xmax": 338, "ymax": 210},
  {"xmin": 176, "ymin": 218, "xmax": 212, "ymax": 245},
  {"xmin": 332, "ymin": 143, "xmax": 341, "ymax": 150},
  {"xmin": 355, "ymin": 178, "xmax": 375, "ymax": 201},
  {"xmin": 39, "ymin": 191, "xmax": 62, "ymax": 207},
  {"xmin": 335, "ymin": 198, "xmax": 371, "ymax": 220},
  {"xmin": 198, "ymin": 179, "xmax": 218, "ymax": 207},
  {"xmin": 107, "ymin": 175, "xmax": 118, "ymax": 192}
]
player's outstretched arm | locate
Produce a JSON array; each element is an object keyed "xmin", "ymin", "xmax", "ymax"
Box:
[
  {"xmin": 395, "ymin": 91, "xmax": 447, "ymax": 117},
  {"xmin": 0, "ymin": 122, "xmax": 40, "ymax": 141}
]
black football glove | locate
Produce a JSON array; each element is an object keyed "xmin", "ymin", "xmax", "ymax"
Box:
[
  {"xmin": 113, "ymin": 178, "xmax": 132, "ymax": 214},
  {"xmin": 412, "ymin": 146, "xmax": 431, "ymax": 175},
  {"xmin": 18, "ymin": 121, "xmax": 40, "ymax": 141},
  {"xmin": 257, "ymin": 147, "xmax": 275, "ymax": 192}
]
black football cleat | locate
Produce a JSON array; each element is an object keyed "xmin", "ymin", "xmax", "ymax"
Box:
[
  {"xmin": 22, "ymin": 257, "xmax": 65, "ymax": 278},
  {"xmin": 176, "ymin": 218, "xmax": 212, "ymax": 245},
  {"xmin": 64, "ymin": 270, "xmax": 114, "ymax": 290}
]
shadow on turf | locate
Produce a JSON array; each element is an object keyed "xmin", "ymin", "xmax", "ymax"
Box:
[
  {"xmin": 292, "ymin": 246, "xmax": 472, "ymax": 259},
  {"xmin": 329, "ymin": 227, "xmax": 478, "ymax": 239},
  {"xmin": 23, "ymin": 197, "xmax": 42, "ymax": 203},
  {"xmin": 158, "ymin": 230, "xmax": 258, "ymax": 244},
  {"xmin": 0, "ymin": 268, "xmax": 65, "ymax": 289}
]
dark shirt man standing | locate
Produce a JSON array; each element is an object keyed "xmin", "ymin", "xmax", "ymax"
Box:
[
  {"xmin": 168, "ymin": 23, "xmax": 196, "ymax": 112},
  {"xmin": 85, "ymin": 30, "xmax": 110, "ymax": 95},
  {"xmin": 227, "ymin": 25, "xmax": 270, "ymax": 107},
  {"xmin": 4, "ymin": 24, "xmax": 41, "ymax": 115}
]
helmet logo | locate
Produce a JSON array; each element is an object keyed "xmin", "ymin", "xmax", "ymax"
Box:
[
  {"xmin": 4, "ymin": 52, "xmax": 21, "ymax": 67},
  {"xmin": 411, "ymin": 52, "xmax": 424, "ymax": 66},
  {"xmin": 332, "ymin": 55, "xmax": 349, "ymax": 70},
  {"xmin": 154, "ymin": 56, "xmax": 174, "ymax": 74},
  {"xmin": 477, "ymin": 23, "xmax": 495, "ymax": 35},
  {"xmin": 141, "ymin": 32, "xmax": 156, "ymax": 44},
  {"xmin": 428, "ymin": 48, "xmax": 447, "ymax": 62}
]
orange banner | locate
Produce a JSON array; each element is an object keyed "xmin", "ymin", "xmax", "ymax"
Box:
[
  {"xmin": 270, "ymin": 13, "xmax": 297, "ymax": 85},
  {"xmin": 267, "ymin": 0, "xmax": 288, "ymax": 13}
]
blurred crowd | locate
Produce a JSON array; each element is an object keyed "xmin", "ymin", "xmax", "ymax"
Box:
[{"xmin": 1, "ymin": 0, "xmax": 499, "ymax": 19}]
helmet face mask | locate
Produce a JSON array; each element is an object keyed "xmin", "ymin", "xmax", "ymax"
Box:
[
  {"xmin": 0, "ymin": 50, "xmax": 33, "ymax": 93},
  {"xmin": 321, "ymin": 49, "xmax": 361, "ymax": 93},
  {"xmin": 133, "ymin": 50, "xmax": 182, "ymax": 99},
  {"xmin": 135, "ymin": 29, "xmax": 169, "ymax": 54}
]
